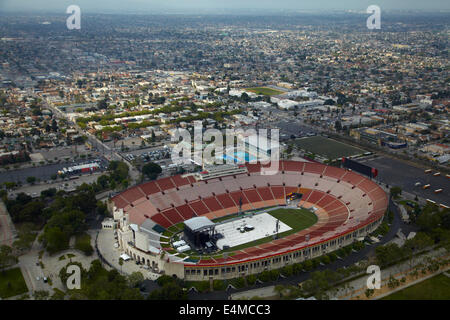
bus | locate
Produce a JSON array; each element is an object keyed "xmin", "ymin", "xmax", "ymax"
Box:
[
  {"xmin": 423, "ymin": 184, "xmax": 431, "ymax": 189},
  {"xmin": 434, "ymin": 189, "xmax": 443, "ymax": 194},
  {"xmin": 433, "ymin": 172, "xmax": 441, "ymax": 177},
  {"xmin": 424, "ymin": 169, "xmax": 432, "ymax": 174}
]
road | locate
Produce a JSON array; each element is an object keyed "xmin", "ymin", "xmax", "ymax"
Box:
[
  {"xmin": 17, "ymin": 231, "xmax": 53, "ymax": 294},
  {"xmin": 7, "ymin": 172, "xmax": 104, "ymax": 199}
]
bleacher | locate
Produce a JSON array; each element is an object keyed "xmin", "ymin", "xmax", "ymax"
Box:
[{"xmin": 112, "ymin": 160, "xmax": 388, "ymax": 267}]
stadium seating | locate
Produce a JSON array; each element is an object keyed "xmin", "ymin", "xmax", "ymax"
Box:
[{"xmin": 113, "ymin": 160, "xmax": 388, "ymax": 267}]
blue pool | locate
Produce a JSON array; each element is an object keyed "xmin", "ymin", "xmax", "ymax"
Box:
[{"xmin": 223, "ymin": 151, "xmax": 257, "ymax": 163}]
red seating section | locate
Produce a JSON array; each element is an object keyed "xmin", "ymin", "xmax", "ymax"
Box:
[{"xmin": 112, "ymin": 161, "xmax": 388, "ymax": 267}]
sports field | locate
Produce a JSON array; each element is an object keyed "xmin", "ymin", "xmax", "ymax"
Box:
[
  {"xmin": 294, "ymin": 136, "xmax": 366, "ymax": 160},
  {"xmin": 245, "ymin": 87, "xmax": 284, "ymax": 96},
  {"xmin": 382, "ymin": 273, "xmax": 450, "ymax": 300},
  {"xmin": 222, "ymin": 208, "xmax": 317, "ymax": 252}
]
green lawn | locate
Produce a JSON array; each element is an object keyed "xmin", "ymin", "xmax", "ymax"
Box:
[
  {"xmin": 213, "ymin": 213, "xmax": 240, "ymax": 224},
  {"xmin": 294, "ymin": 136, "xmax": 366, "ymax": 160},
  {"xmin": 269, "ymin": 208, "xmax": 318, "ymax": 230},
  {"xmin": 245, "ymin": 87, "xmax": 284, "ymax": 96},
  {"xmin": 223, "ymin": 208, "xmax": 317, "ymax": 252},
  {"xmin": 382, "ymin": 273, "xmax": 450, "ymax": 300},
  {"xmin": 0, "ymin": 268, "xmax": 29, "ymax": 299}
]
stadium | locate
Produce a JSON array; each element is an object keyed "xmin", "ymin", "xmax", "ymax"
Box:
[{"xmin": 108, "ymin": 160, "xmax": 388, "ymax": 281}]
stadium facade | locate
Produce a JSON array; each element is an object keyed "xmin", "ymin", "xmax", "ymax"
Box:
[{"xmin": 108, "ymin": 161, "xmax": 388, "ymax": 281}]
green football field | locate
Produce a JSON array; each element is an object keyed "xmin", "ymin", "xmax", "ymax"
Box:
[
  {"xmin": 294, "ymin": 136, "xmax": 366, "ymax": 160},
  {"xmin": 382, "ymin": 273, "xmax": 450, "ymax": 300}
]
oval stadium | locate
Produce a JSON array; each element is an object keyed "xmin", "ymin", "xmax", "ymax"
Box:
[{"xmin": 108, "ymin": 160, "xmax": 388, "ymax": 281}]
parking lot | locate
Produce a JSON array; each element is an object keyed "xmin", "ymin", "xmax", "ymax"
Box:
[
  {"xmin": 121, "ymin": 146, "xmax": 170, "ymax": 163},
  {"xmin": 360, "ymin": 156, "xmax": 449, "ymax": 206},
  {"xmin": 0, "ymin": 157, "xmax": 109, "ymax": 185}
]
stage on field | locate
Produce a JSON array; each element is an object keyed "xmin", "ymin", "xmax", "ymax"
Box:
[{"xmin": 215, "ymin": 212, "xmax": 291, "ymax": 250}]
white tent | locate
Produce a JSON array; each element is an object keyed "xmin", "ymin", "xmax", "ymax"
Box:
[{"xmin": 120, "ymin": 253, "xmax": 131, "ymax": 261}]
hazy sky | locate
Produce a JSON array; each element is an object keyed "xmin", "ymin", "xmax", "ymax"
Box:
[{"xmin": 1, "ymin": 0, "xmax": 449, "ymax": 13}]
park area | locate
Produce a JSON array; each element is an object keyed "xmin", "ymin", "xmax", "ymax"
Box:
[
  {"xmin": 382, "ymin": 273, "xmax": 450, "ymax": 300},
  {"xmin": 0, "ymin": 268, "xmax": 28, "ymax": 298},
  {"xmin": 245, "ymin": 87, "xmax": 284, "ymax": 96},
  {"xmin": 294, "ymin": 136, "xmax": 366, "ymax": 160}
]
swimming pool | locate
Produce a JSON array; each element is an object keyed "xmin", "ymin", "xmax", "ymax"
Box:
[{"xmin": 223, "ymin": 151, "xmax": 257, "ymax": 163}]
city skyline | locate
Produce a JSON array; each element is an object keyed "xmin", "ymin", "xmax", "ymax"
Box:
[{"xmin": 1, "ymin": 0, "xmax": 450, "ymax": 14}]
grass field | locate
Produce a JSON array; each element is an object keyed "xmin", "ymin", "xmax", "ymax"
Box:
[
  {"xmin": 382, "ymin": 273, "xmax": 450, "ymax": 300},
  {"xmin": 245, "ymin": 87, "xmax": 284, "ymax": 96},
  {"xmin": 269, "ymin": 208, "xmax": 318, "ymax": 231},
  {"xmin": 294, "ymin": 136, "xmax": 366, "ymax": 160},
  {"xmin": 0, "ymin": 268, "xmax": 28, "ymax": 299},
  {"xmin": 223, "ymin": 208, "xmax": 317, "ymax": 252}
]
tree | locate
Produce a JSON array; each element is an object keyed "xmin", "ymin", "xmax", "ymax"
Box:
[
  {"xmin": 404, "ymin": 232, "xmax": 434, "ymax": 269},
  {"xmin": 33, "ymin": 290, "xmax": 50, "ymax": 300},
  {"xmin": 119, "ymin": 258, "xmax": 124, "ymax": 274},
  {"xmin": 375, "ymin": 243, "xmax": 404, "ymax": 267},
  {"xmin": 26, "ymin": 176, "xmax": 36, "ymax": 185},
  {"xmin": 97, "ymin": 99, "xmax": 108, "ymax": 110},
  {"xmin": 365, "ymin": 288, "xmax": 375, "ymax": 298},
  {"xmin": 97, "ymin": 175, "xmax": 110, "ymax": 190},
  {"xmin": 142, "ymin": 162, "xmax": 162, "ymax": 180},
  {"xmin": 240, "ymin": 92, "xmax": 250, "ymax": 102},
  {"xmin": 148, "ymin": 281, "xmax": 187, "ymax": 300},
  {"xmin": 0, "ymin": 245, "xmax": 16, "ymax": 270},
  {"xmin": 390, "ymin": 186, "xmax": 402, "ymax": 199},
  {"xmin": 51, "ymin": 119, "xmax": 58, "ymax": 132},
  {"xmin": 128, "ymin": 272, "xmax": 144, "ymax": 288},
  {"xmin": 3, "ymin": 181, "xmax": 17, "ymax": 190}
]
